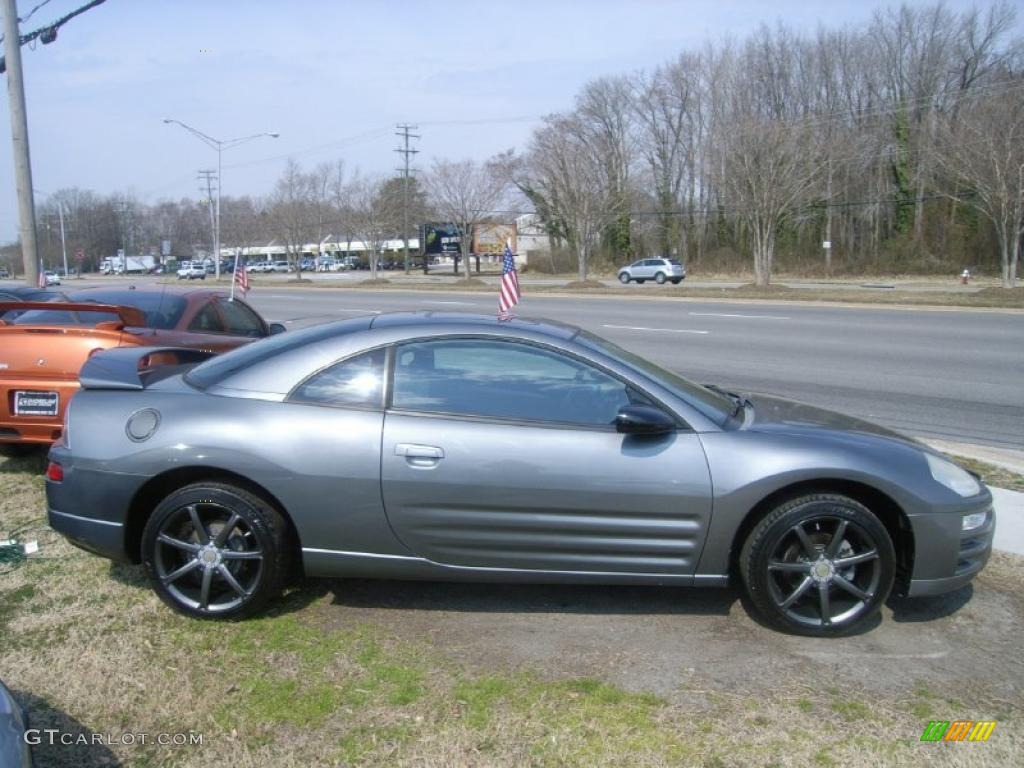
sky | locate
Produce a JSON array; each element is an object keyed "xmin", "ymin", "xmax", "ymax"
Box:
[{"xmin": 0, "ymin": 0, "xmax": 1011, "ymax": 242}]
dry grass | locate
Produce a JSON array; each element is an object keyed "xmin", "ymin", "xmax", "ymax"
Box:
[
  {"xmin": 1, "ymin": 452, "xmax": 1020, "ymax": 767},
  {"xmin": 947, "ymin": 455, "xmax": 1024, "ymax": 493}
]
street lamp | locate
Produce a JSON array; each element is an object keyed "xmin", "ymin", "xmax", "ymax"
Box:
[{"xmin": 162, "ymin": 119, "xmax": 279, "ymax": 280}]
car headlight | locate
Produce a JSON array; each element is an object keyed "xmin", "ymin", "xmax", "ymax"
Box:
[
  {"xmin": 925, "ymin": 453, "xmax": 982, "ymax": 497},
  {"xmin": 962, "ymin": 511, "xmax": 989, "ymax": 531}
]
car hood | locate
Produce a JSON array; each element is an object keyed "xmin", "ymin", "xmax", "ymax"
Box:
[{"xmin": 746, "ymin": 393, "xmax": 927, "ymax": 451}]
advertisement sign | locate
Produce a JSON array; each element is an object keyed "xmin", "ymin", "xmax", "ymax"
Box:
[
  {"xmin": 473, "ymin": 223, "xmax": 516, "ymax": 255},
  {"xmin": 421, "ymin": 223, "xmax": 461, "ymax": 255}
]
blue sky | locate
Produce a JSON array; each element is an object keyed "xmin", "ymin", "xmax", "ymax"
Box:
[{"xmin": 0, "ymin": 0, "xmax": 1010, "ymax": 241}]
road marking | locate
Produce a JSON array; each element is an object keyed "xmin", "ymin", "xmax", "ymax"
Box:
[
  {"xmin": 266, "ymin": 294, "xmax": 290, "ymax": 299},
  {"xmin": 423, "ymin": 300, "xmax": 478, "ymax": 306},
  {"xmin": 688, "ymin": 312, "xmax": 790, "ymax": 320},
  {"xmin": 603, "ymin": 324, "xmax": 709, "ymax": 335}
]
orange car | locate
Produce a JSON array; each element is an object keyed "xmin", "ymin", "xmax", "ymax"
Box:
[{"xmin": 0, "ymin": 285, "xmax": 282, "ymax": 452}]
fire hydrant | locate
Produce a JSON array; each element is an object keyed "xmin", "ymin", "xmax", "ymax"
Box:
[{"xmin": 960, "ymin": 269, "xmax": 971, "ymax": 285}]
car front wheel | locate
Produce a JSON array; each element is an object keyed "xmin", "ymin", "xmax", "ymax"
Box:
[
  {"xmin": 141, "ymin": 482, "xmax": 292, "ymax": 619},
  {"xmin": 655, "ymin": 271, "xmax": 667, "ymax": 284},
  {"xmin": 739, "ymin": 494, "xmax": 895, "ymax": 637},
  {"xmin": 618, "ymin": 273, "xmax": 630, "ymax": 284}
]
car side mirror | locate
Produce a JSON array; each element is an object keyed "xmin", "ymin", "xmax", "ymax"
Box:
[
  {"xmin": 268, "ymin": 322, "xmax": 287, "ymax": 335},
  {"xmin": 615, "ymin": 404, "xmax": 676, "ymax": 435}
]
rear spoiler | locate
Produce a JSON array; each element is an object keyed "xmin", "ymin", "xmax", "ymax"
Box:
[
  {"xmin": 80, "ymin": 347, "xmax": 217, "ymax": 391},
  {"xmin": 0, "ymin": 301, "xmax": 146, "ymax": 328}
]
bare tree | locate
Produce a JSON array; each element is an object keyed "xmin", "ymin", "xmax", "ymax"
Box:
[
  {"xmin": 268, "ymin": 158, "xmax": 310, "ymax": 273},
  {"xmin": 347, "ymin": 176, "xmax": 393, "ymax": 280},
  {"xmin": 425, "ymin": 158, "xmax": 507, "ymax": 278},
  {"xmin": 936, "ymin": 88, "xmax": 1023, "ymax": 286},
  {"xmin": 521, "ymin": 114, "xmax": 626, "ymax": 281}
]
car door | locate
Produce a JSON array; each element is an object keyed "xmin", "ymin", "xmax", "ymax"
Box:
[{"xmin": 381, "ymin": 337, "xmax": 713, "ymax": 575}]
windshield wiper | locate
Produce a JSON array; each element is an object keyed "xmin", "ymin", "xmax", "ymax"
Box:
[{"xmin": 704, "ymin": 383, "xmax": 752, "ymax": 418}]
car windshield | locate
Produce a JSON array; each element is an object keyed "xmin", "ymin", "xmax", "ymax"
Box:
[
  {"xmin": 575, "ymin": 330, "xmax": 734, "ymax": 425},
  {"xmin": 11, "ymin": 290, "xmax": 187, "ymax": 329}
]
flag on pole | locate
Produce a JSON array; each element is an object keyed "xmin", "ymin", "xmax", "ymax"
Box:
[
  {"xmin": 497, "ymin": 239, "xmax": 520, "ymax": 320},
  {"xmin": 232, "ymin": 255, "xmax": 250, "ymax": 297},
  {"xmin": 37, "ymin": 260, "xmax": 46, "ymax": 289}
]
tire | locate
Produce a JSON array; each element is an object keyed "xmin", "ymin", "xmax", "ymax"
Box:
[
  {"xmin": 141, "ymin": 482, "xmax": 293, "ymax": 620},
  {"xmin": 618, "ymin": 272, "xmax": 630, "ymax": 284},
  {"xmin": 671, "ymin": 278, "xmax": 682, "ymax": 285},
  {"xmin": 655, "ymin": 271, "xmax": 667, "ymax": 284},
  {"xmin": 739, "ymin": 494, "xmax": 895, "ymax": 637}
]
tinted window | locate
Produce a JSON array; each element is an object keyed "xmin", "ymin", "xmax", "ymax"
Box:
[
  {"xmin": 217, "ymin": 298, "xmax": 265, "ymax": 337},
  {"xmin": 11, "ymin": 289, "xmax": 187, "ymax": 329},
  {"xmin": 668, "ymin": 260, "xmax": 683, "ymax": 266},
  {"xmin": 185, "ymin": 317, "xmax": 374, "ymax": 390},
  {"xmin": 289, "ymin": 348, "xmax": 385, "ymax": 408},
  {"xmin": 575, "ymin": 330, "xmax": 733, "ymax": 425},
  {"xmin": 391, "ymin": 339, "xmax": 638, "ymax": 427},
  {"xmin": 188, "ymin": 302, "xmax": 226, "ymax": 333}
]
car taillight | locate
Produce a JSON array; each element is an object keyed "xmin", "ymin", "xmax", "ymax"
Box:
[{"xmin": 45, "ymin": 462, "xmax": 63, "ymax": 482}]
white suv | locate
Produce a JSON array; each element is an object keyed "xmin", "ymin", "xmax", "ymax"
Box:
[
  {"xmin": 617, "ymin": 258, "xmax": 686, "ymax": 285},
  {"xmin": 176, "ymin": 262, "xmax": 207, "ymax": 280}
]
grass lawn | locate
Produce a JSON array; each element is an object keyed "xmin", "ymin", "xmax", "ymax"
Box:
[{"xmin": 1, "ymin": 450, "xmax": 1020, "ymax": 767}]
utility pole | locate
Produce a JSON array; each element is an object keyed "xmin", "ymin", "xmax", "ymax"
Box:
[
  {"xmin": 198, "ymin": 169, "xmax": 217, "ymax": 264},
  {"xmin": 115, "ymin": 199, "xmax": 131, "ymax": 272},
  {"xmin": 3, "ymin": 0, "xmax": 40, "ymax": 287},
  {"xmin": 394, "ymin": 124, "xmax": 420, "ymax": 274}
]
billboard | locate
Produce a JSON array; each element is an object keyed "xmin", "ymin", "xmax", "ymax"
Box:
[
  {"xmin": 421, "ymin": 223, "xmax": 462, "ymax": 255},
  {"xmin": 473, "ymin": 223, "xmax": 516, "ymax": 255}
]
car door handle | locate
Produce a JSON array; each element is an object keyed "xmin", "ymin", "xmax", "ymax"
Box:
[{"xmin": 394, "ymin": 443, "xmax": 445, "ymax": 459}]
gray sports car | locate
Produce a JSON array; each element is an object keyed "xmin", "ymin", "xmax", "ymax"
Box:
[{"xmin": 44, "ymin": 313, "xmax": 994, "ymax": 636}]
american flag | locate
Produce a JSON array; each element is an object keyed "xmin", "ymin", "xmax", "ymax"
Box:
[
  {"xmin": 497, "ymin": 240, "xmax": 520, "ymax": 319},
  {"xmin": 37, "ymin": 260, "xmax": 46, "ymax": 289},
  {"xmin": 233, "ymin": 260, "xmax": 250, "ymax": 295}
]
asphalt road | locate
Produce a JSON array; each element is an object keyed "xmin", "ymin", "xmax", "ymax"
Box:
[{"xmin": 233, "ymin": 287, "xmax": 1024, "ymax": 451}]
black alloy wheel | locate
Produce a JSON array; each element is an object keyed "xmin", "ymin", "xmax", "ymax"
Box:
[
  {"xmin": 141, "ymin": 482, "xmax": 291, "ymax": 619},
  {"xmin": 740, "ymin": 494, "xmax": 895, "ymax": 636}
]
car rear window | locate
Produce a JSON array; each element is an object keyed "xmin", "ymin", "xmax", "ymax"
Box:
[
  {"xmin": 11, "ymin": 290, "xmax": 187, "ymax": 329},
  {"xmin": 668, "ymin": 260, "xmax": 683, "ymax": 266},
  {"xmin": 185, "ymin": 317, "xmax": 374, "ymax": 390}
]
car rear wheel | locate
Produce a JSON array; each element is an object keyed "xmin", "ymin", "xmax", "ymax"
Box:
[
  {"xmin": 671, "ymin": 278, "xmax": 682, "ymax": 284},
  {"xmin": 655, "ymin": 271, "xmax": 667, "ymax": 284},
  {"xmin": 740, "ymin": 494, "xmax": 895, "ymax": 637},
  {"xmin": 618, "ymin": 272, "xmax": 630, "ymax": 284},
  {"xmin": 142, "ymin": 482, "xmax": 292, "ymax": 620}
]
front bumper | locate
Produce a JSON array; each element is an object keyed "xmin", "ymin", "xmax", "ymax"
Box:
[{"xmin": 906, "ymin": 497, "xmax": 995, "ymax": 597}]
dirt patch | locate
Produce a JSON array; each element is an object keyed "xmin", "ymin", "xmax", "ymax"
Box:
[{"xmin": 314, "ymin": 555, "xmax": 1024, "ymax": 704}]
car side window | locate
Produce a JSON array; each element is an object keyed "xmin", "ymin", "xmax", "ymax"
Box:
[
  {"xmin": 217, "ymin": 298, "xmax": 265, "ymax": 337},
  {"xmin": 188, "ymin": 302, "xmax": 226, "ymax": 333},
  {"xmin": 391, "ymin": 338, "xmax": 640, "ymax": 427},
  {"xmin": 289, "ymin": 348, "xmax": 386, "ymax": 409}
]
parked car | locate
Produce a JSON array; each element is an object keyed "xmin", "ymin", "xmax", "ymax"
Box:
[
  {"xmin": 0, "ymin": 286, "xmax": 284, "ymax": 451},
  {"xmin": 617, "ymin": 258, "xmax": 686, "ymax": 285},
  {"xmin": 0, "ymin": 267, "xmax": 10, "ymax": 279},
  {"xmin": 45, "ymin": 313, "xmax": 992, "ymax": 636},
  {"xmin": 177, "ymin": 262, "xmax": 206, "ymax": 280},
  {"xmin": 300, "ymin": 259, "xmax": 316, "ymax": 271},
  {"xmin": 44, "ymin": 271, "xmax": 61, "ymax": 286},
  {"xmin": 0, "ymin": 286, "xmax": 64, "ymax": 320},
  {"xmin": 0, "ymin": 678, "xmax": 31, "ymax": 768},
  {"xmin": 271, "ymin": 261, "xmax": 290, "ymax": 273}
]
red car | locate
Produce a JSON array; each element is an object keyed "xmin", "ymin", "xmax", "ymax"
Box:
[{"xmin": 0, "ymin": 285, "xmax": 282, "ymax": 452}]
